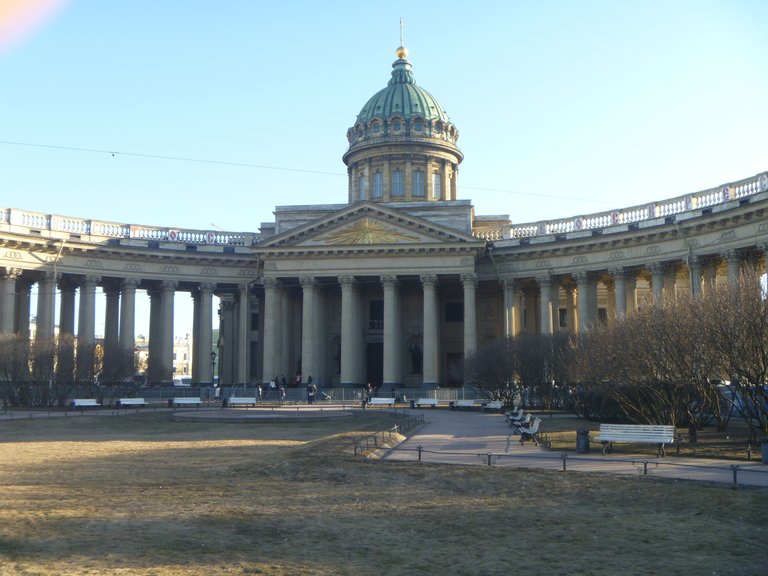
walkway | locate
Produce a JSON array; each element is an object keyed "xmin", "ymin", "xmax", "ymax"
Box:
[{"xmin": 384, "ymin": 409, "xmax": 768, "ymax": 488}]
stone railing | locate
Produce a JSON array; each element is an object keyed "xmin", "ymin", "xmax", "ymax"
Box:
[
  {"xmin": 509, "ymin": 172, "xmax": 768, "ymax": 239},
  {"xmin": 0, "ymin": 208, "xmax": 254, "ymax": 246}
]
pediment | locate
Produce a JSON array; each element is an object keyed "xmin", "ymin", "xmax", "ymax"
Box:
[{"xmin": 258, "ymin": 202, "xmax": 482, "ymax": 249}]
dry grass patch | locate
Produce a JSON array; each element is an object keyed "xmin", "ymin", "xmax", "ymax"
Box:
[{"xmin": 0, "ymin": 412, "xmax": 766, "ymax": 576}]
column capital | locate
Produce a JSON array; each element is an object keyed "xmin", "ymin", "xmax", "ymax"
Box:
[
  {"xmin": 300, "ymin": 276, "xmax": 317, "ymax": 289},
  {"xmin": 608, "ymin": 267, "xmax": 626, "ymax": 280},
  {"xmin": 122, "ymin": 277, "xmax": 141, "ymax": 289},
  {"xmin": 161, "ymin": 280, "xmax": 178, "ymax": 292},
  {"xmin": 572, "ymin": 271, "xmax": 592, "ymax": 285},
  {"xmin": 0, "ymin": 267, "xmax": 23, "ymax": 280},
  {"xmin": 81, "ymin": 275, "xmax": 101, "ymax": 287},
  {"xmin": 420, "ymin": 274, "xmax": 438, "ymax": 288},
  {"xmin": 461, "ymin": 273, "xmax": 478, "ymax": 288},
  {"xmin": 339, "ymin": 275, "xmax": 356, "ymax": 288},
  {"xmin": 535, "ymin": 274, "xmax": 551, "ymax": 288},
  {"xmin": 647, "ymin": 261, "xmax": 666, "ymax": 276},
  {"xmin": 381, "ymin": 275, "xmax": 399, "ymax": 289},
  {"xmin": 199, "ymin": 282, "xmax": 216, "ymax": 294},
  {"xmin": 721, "ymin": 248, "xmax": 740, "ymax": 263},
  {"xmin": 262, "ymin": 278, "xmax": 281, "ymax": 290}
]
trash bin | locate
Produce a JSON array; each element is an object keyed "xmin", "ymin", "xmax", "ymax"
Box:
[
  {"xmin": 762, "ymin": 439, "xmax": 768, "ymax": 464},
  {"xmin": 409, "ymin": 399, "xmax": 415, "ymax": 409},
  {"xmin": 576, "ymin": 428, "xmax": 590, "ymax": 454}
]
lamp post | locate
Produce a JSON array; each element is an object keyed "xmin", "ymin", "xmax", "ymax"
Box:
[{"xmin": 210, "ymin": 350, "xmax": 217, "ymax": 386}]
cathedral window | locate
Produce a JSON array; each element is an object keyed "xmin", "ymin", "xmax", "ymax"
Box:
[
  {"xmin": 358, "ymin": 175, "xmax": 366, "ymax": 201},
  {"xmin": 413, "ymin": 170, "xmax": 425, "ymax": 197},
  {"xmin": 432, "ymin": 173, "xmax": 442, "ymax": 199},
  {"xmin": 391, "ymin": 169, "xmax": 404, "ymax": 197},
  {"xmin": 372, "ymin": 172, "xmax": 383, "ymax": 198}
]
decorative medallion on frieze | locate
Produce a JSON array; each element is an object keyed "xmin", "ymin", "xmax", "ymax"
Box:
[{"xmin": 319, "ymin": 217, "xmax": 420, "ymax": 245}]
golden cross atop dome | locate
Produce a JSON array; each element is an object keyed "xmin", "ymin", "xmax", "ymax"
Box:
[{"xmin": 396, "ymin": 17, "xmax": 408, "ymax": 59}]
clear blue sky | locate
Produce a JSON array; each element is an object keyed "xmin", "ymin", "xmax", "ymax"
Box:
[{"xmin": 3, "ymin": 0, "xmax": 767, "ymax": 340}]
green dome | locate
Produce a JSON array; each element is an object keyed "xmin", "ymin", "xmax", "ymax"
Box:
[{"xmin": 355, "ymin": 55, "xmax": 450, "ymax": 124}]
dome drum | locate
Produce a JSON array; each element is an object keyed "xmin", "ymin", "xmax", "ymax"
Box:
[{"xmin": 344, "ymin": 47, "xmax": 462, "ymax": 205}]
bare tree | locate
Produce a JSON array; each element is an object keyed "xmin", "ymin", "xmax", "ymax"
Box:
[{"xmin": 464, "ymin": 337, "xmax": 520, "ymax": 407}]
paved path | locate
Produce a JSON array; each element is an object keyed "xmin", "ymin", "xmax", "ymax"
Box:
[{"xmin": 385, "ymin": 409, "xmax": 768, "ymax": 488}]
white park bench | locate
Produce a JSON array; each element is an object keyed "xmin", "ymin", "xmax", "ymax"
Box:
[
  {"xmin": 450, "ymin": 399, "xmax": 478, "ymax": 410},
  {"xmin": 482, "ymin": 400, "xmax": 504, "ymax": 412},
  {"xmin": 227, "ymin": 397, "xmax": 258, "ymax": 407},
  {"xmin": 598, "ymin": 423, "xmax": 677, "ymax": 457},
  {"xmin": 367, "ymin": 397, "xmax": 396, "ymax": 407},
  {"xmin": 116, "ymin": 398, "xmax": 148, "ymax": 408},
  {"xmin": 70, "ymin": 398, "xmax": 100, "ymax": 409},
  {"xmin": 414, "ymin": 398, "xmax": 439, "ymax": 408},
  {"xmin": 169, "ymin": 397, "xmax": 202, "ymax": 408}
]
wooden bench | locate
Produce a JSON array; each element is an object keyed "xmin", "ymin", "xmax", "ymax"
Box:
[
  {"xmin": 70, "ymin": 398, "xmax": 100, "ymax": 409},
  {"xmin": 367, "ymin": 397, "xmax": 396, "ymax": 407},
  {"xmin": 169, "ymin": 397, "xmax": 202, "ymax": 408},
  {"xmin": 482, "ymin": 400, "xmax": 504, "ymax": 412},
  {"xmin": 598, "ymin": 423, "xmax": 677, "ymax": 457},
  {"xmin": 116, "ymin": 398, "xmax": 148, "ymax": 408},
  {"xmin": 449, "ymin": 399, "xmax": 478, "ymax": 410},
  {"xmin": 226, "ymin": 397, "xmax": 258, "ymax": 407},
  {"xmin": 414, "ymin": 398, "xmax": 439, "ymax": 408}
]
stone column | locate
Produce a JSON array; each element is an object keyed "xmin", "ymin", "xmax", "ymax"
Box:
[
  {"xmin": 502, "ymin": 279, "xmax": 518, "ymax": 338},
  {"xmin": 195, "ymin": 283, "xmax": 214, "ymax": 384},
  {"xmin": 723, "ymin": 250, "xmax": 741, "ymax": 283},
  {"xmin": 104, "ymin": 282, "xmax": 120, "ymax": 346},
  {"xmin": 192, "ymin": 289, "xmax": 201, "ymax": 382},
  {"xmin": 261, "ymin": 279, "xmax": 280, "ymax": 385},
  {"xmin": 404, "ymin": 156, "xmax": 413, "ymax": 200},
  {"xmin": 58, "ymin": 279, "xmax": 76, "ymax": 338},
  {"xmin": 382, "ymin": 275, "xmax": 401, "ymax": 387},
  {"xmin": 77, "ymin": 276, "xmax": 99, "ymax": 347},
  {"xmin": 218, "ymin": 293, "xmax": 235, "ymax": 386},
  {"xmin": 536, "ymin": 275, "xmax": 553, "ymax": 335},
  {"xmin": 36, "ymin": 272, "xmax": 56, "ymax": 340},
  {"xmin": 300, "ymin": 277, "xmax": 317, "ymax": 385},
  {"xmin": 649, "ymin": 262, "xmax": 665, "ymax": 301},
  {"xmin": 604, "ymin": 279, "xmax": 615, "ymax": 324},
  {"xmin": 119, "ymin": 278, "xmax": 138, "ymax": 355},
  {"xmin": 340, "ymin": 276, "xmax": 359, "ymax": 386},
  {"xmin": 625, "ymin": 271, "xmax": 637, "ymax": 314},
  {"xmin": 15, "ymin": 280, "xmax": 32, "ymax": 339},
  {"xmin": 610, "ymin": 268, "xmax": 627, "ymax": 319},
  {"xmin": 574, "ymin": 272, "xmax": 591, "ymax": 333},
  {"xmin": 236, "ymin": 283, "xmax": 249, "ymax": 384},
  {"xmin": 103, "ymin": 282, "xmax": 120, "ymax": 378},
  {"xmin": 160, "ymin": 280, "xmax": 177, "ymax": 382},
  {"xmin": 688, "ymin": 256, "xmax": 703, "ymax": 297},
  {"xmin": 462, "ymin": 273, "xmax": 478, "ymax": 358},
  {"xmin": 77, "ymin": 275, "xmax": 100, "ymax": 380},
  {"xmin": 421, "ymin": 274, "xmax": 439, "ymax": 387},
  {"xmin": 565, "ymin": 286, "xmax": 576, "ymax": 333},
  {"xmin": 0, "ymin": 268, "xmax": 21, "ymax": 334}
]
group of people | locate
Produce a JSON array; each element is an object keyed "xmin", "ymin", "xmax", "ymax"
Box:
[{"xmin": 260, "ymin": 377, "xmax": 287, "ymax": 403}]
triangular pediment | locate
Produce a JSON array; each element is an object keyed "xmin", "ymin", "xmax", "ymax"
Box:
[{"xmin": 258, "ymin": 202, "xmax": 483, "ymax": 250}]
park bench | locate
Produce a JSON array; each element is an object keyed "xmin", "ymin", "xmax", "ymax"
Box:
[
  {"xmin": 518, "ymin": 417, "xmax": 542, "ymax": 445},
  {"xmin": 116, "ymin": 398, "xmax": 148, "ymax": 408},
  {"xmin": 413, "ymin": 398, "xmax": 439, "ymax": 408},
  {"xmin": 169, "ymin": 397, "xmax": 202, "ymax": 408},
  {"xmin": 482, "ymin": 400, "xmax": 504, "ymax": 412},
  {"xmin": 598, "ymin": 423, "xmax": 677, "ymax": 457},
  {"xmin": 70, "ymin": 398, "xmax": 100, "ymax": 409},
  {"xmin": 226, "ymin": 397, "xmax": 258, "ymax": 407},
  {"xmin": 449, "ymin": 399, "xmax": 478, "ymax": 410},
  {"xmin": 367, "ymin": 397, "xmax": 396, "ymax": 407}
]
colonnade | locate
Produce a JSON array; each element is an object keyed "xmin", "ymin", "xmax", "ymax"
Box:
[
  {"xmin": 260, "ymin": 273, "xmax": 478, "ymax": 388},
  {"xmin": 0, "ymin": 268, "xmax": 223, "ymax": 385},
  {"xmin": 500, "ymin": 247, "xmax": 764, "ymax": 337}
]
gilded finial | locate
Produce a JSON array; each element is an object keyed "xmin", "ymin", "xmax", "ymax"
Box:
[{"xmin": 396, "ymin": 17, "xmax": 408, "ymax": 59}]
